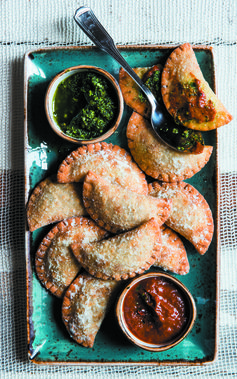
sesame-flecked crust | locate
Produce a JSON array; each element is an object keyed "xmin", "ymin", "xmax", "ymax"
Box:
[
  {"xmin": 62, "ymin": 273, "xmax": 118, "ymax": 347},
  {"xmin": 127, "ymin": 111, "xmax": 213, "ymax": 182},
  {"xmin": 71, "ymin": 218, "xmax": 161, "ymax": 280},
  {"xmin": 27, "ymin": 177, "xmax": 87, "ymax": 231},
  {"xmin": 83, "ymin": 171, "xmax": 171, "ymax": 233},
  {"xmin": 153, "ymin": 225, "xmax": 189, "ymax": 275},
  {"xmin": 57, "ymin": 142, "xmax": 148, "ymax": 195},
  {"xmin": 35, "ymin": 217, "xmax": 108, "ymax": 298},
  {"xmin": 149, "ymin": 181, "xmax": 214, "ymax": 255}
]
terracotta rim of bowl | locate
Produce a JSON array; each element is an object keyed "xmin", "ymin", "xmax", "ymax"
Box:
[
  {"xmin": 45, "ymin": 65, "xmax": 124, "ymax": 144},
  {"xmin": 116, "ymin": 271, "xmax": 197, "ymax": 352}
]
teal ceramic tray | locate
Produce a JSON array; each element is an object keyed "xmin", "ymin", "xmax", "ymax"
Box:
[{"xmin": 24, "ymin": 45, "xmax": 219, "ymax": 365}]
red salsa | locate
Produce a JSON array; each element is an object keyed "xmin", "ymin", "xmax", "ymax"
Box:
[{"xmin": 123, "ymin": 276, "xmax": 188, "ymax": 345}]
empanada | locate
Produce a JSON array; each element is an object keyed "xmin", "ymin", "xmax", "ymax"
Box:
[
  {"xmin": 71, "ymin": 218, "xmax": 161, "ymax": 280},
  {"xmin": 121, "ymin": 65, "xmax": 205, "ymax": 155},
  {"xmin": 57, "ymin": 142, "xmax": 148, "ymax": 195},
  {"xmin": 148, "ymin": 181, "xmax": 214, "ymax": 255},
  {"xmin": 35, "ymin": 217, "xmax": 108, "ymax": 297},
  {"xmin": 62, "ymin": 273, "xmax": 119, "ymax": 347},
  {"xmin": 83, "ymin": 171, "xmax": 171, "ymax": 233},
  {"xmin": 127, "ymin": 111, "xmax": 213, "ymax": 182},
  {"xmin": 27, "ymin": 177, "xmax": 87, "ymax": 231},
  {"xmin": 153, "ymin": 225, "xmax": 189, "ymax": 275},
  {"xmin": 161, "ymin": 43, "xmax": 233, "ymax": 131},
  {"xmin": 119, "ymin": 66, "xmax": 153, "ymax": 117}
]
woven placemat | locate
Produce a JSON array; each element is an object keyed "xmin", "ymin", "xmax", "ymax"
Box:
[{"xmin": 1, "ymin": 0, "xmax": 237, "ymax": 377}]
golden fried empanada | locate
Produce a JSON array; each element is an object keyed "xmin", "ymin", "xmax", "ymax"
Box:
[
  {"xmin": 127, "ymin": 112, "xmax": 213, "ymax": 182},
  {"xmin": 27, "ymin": 177, "xmax": 87, "ymax": 231},
  {"xmin": 149, "ymin": 181, "xmax": 214, "ymax": 255},
  {"xmin": 57, "ymin": 142, "xmax": 148, "ymax": 195},
  {"xmin": 119, "ymin": 65, "xmax": 164, "ymax": 118},
  {"xmin": 161, "ymin": 43, "xmax": 233, "ymax": 131},
  {"xmin": 153, "ymin": 225, "xmax": 189, "ymax": 275},
  {"xmin": 35, "ymin": 217, "xmax": 108, "ymax": 297},
  {"xmin": 83, "ymin": 171, "xmax": 171, "ymax": 233},
  {"xmin": 119, "ymin": 66, "xmax": 151, "ymax": 117},
  {"xmin": 62, "ymin": 273, "xmax": 119, "ymax": 347},
  {"xmin": 71, "ymin": 218, "xmax": 161, "ymax": 280}
]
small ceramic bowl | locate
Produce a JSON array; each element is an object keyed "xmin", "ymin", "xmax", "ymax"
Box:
[
  {"xmin": 45, "ymin": 65, "xmax": 124, "ymax": 144},
  {"xmin": 116, "ymin": 272, "xmax": 196, "ymax": 352}
]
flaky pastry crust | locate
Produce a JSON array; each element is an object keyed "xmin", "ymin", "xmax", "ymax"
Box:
[
  {"xmin": 27, "ymin": 177, "xmax": 86, "ymax": 231},
  {"xmin": 83, "ymin": 171, "xmax": 171, "ymax": 233},
  {"xmin": 71, "ymin": 218, "xmax": 161, "ymax": 280},
  {"xmin": 62, "ymin": 273, "xmax": 118, "ymax": 347},
  {"xmin": 57, "ymin": 142, "xmax": 148, "ymax": 195},
  {"xmin": 127, "ymin": 112, "xmax": 213, "ymax": 182},
  {"xmin": 35, "ymin": 217, "xmax": 108, "ymax": 297},
  {"xmin": 149, "ymin": 181, "xmax": 214, "ymax": 255},
  {"xmin": 161, "ymin": 43, "xmax": 233, "ymax": 131}
]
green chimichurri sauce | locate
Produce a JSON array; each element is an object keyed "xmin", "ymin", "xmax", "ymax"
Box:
[
  {"xmin": 137, "ymin": 65, "xmax": 205, "ymax": 153},
  {"xmin": 139, "ymin": 69, "xmax": 161, "ymax": 103},
  {"xmin": 53, "ymin": 71, "xmax": 117, "ymax": 140}
]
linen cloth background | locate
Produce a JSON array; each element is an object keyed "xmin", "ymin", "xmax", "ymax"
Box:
[{"xmin": 1, "ymin": 0, "xmax": 237, "ymax": 377}]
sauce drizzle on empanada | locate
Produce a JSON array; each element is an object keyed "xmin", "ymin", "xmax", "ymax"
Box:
[{"xmin": 161, "ymin": 43, "xmax": 233, "ymax": 131}]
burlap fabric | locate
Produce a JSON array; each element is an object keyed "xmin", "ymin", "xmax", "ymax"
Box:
[{"xmin": 1, "ymin": 0, "xmax": 236, "ymax": 377}]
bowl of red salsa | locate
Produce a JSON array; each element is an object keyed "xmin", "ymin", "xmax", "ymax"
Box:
[{"xmin": 116, "ymin": 272, "xmax": 196, "ymax": 352}]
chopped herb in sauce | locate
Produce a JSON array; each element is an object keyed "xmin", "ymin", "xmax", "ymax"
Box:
[
  {"xmin": 138, "ymin": 66, "xmax": 205, "ymax": 154},
  {"xmin": 53, "ymin": 71, "xmax": 117, "ymax": 140},
  {"xmin": 139, "ymin": 67, "xmax": 161, "ymax": 103}
]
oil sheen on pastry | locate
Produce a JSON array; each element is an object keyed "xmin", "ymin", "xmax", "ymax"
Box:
[
  {"xmin": 161, "ymin": 43, "xmax": 233, "ymax": 131},
  {"xmin": 35, "ymin": 217, "xmax": 108, "ymax": 297},
  {"xmin": 57, "ymin": 142, "xmax": 148, "ymax": 195},
  {"xmin": 83, "ymin": 171, "xmax": 171, "ymax": 233},
  {"xmin": 127, "ymin": 111, "xmax": 213, "ymax": 182},
  {"xmin": 71, "ymin": 218, "xmax": 161, "ymax": 280},
  {"xmin": 62, "ymin": 273, "xmax": 119, "ymax": 347},
  {"xmin": 148, "ymin": 181, "xmax": 214, "ymax": 255}
]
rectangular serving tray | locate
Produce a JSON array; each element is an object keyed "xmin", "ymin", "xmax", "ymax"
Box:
[{"xmin": 24, "ymin": 45, "xmax": 219, "ymax": 365}]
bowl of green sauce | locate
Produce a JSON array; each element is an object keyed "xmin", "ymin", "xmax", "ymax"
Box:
[{"xmin": 45, "ymin": 65, "xmax": 124, "ymax": 144}]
